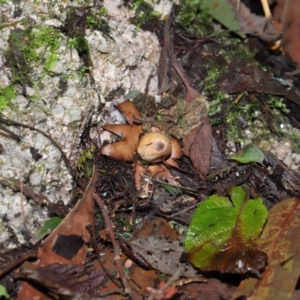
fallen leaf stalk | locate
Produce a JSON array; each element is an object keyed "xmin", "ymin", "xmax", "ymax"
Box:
[
  {"xmin": 92, "ymin": 192, "xmax": 139, "ymax": 300},
  {"xmin": 0, "ymin": 249, "xmax": 37, "ymax": 278},
  {"xmin": 90, "ymin": 212, "xmax": 122, "ymax": 290}
]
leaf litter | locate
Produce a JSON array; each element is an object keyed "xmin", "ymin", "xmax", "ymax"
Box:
[{"xmin": 2, "ymin": 1, "xmax": 300, "ymax": 300}]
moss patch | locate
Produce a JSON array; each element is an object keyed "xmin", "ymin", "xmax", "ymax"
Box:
[{"xmin": 0, "ymin": 85, "xmax": 16, "ymax": 111}]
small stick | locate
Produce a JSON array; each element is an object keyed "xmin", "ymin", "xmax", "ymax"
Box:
[
  {"xmin": 0, "ymin": 175, "xmax": 51, "ymax": 204},
  {"xmin": 260, "ymin": 0, "xmax": 271, "ymax": 18},
  {"xmin": 20, "ymin": 182, "xmax": 29, "ymax": 238},
  {"xmin": 0, "ymin": 249, "xmax": 37, "ymax": 278},
  {"xmin": 0, "ymin": 116, "xmax": 78, "ymax": 181},
  {"xmin": 90, "ymin": 210, "xmax": 122, "ymax": 290},
  {"xmin": 0, "ymin": 124, "xmax": 22, "ymax": 142},
  {"xmin": 92, "ymin": 192, "xmax": 139, "ymax": 300},
  {"xmin": 146, "ymin": 268, "xmax": 181, "ymax": 300},
  {"xmin": 172, "ymin": 55, "xmax": 200, "ymax": 103}
]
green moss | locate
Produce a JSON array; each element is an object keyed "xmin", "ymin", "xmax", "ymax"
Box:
[
  {"xmin": 6, "ymin": 25, "xmax": 61, "ymax": 86},
  {"xmin": 224, "ymin": 94, "xmax": 296, "ymax": 145},
  {"xmin": 225, "ymin": 38, "xmax": 257, "ymax": 65},
  {"xmin": 176, "ymin": 0, "xmax": 213, "ymax": 36},
  {"xmin": 114, "ymin": 215, "xmax": 133, "ymax": 232},
  {"xmin": 87, "ymin": 7, "xmax": 108, "ymax": 29},
  {"xmin": 67, "ymin": 36, "xmax": 89, "ymax": 55},
  {"xmin": 29, "ymin": 26, "xmax": 61, "ymax": 72},
  {"xmin": 76, "ymin": 145, "xmax": 95, "ymax": 178},
  {"xmin": 203, "ymin": 64, "xmax": 229, "ymax": 123},
  {"xmin": 267, "ymin": 95, "xmax": 290, "ymax": 114},
  {"xmin": 0, "ymin": 85, "xmax": 16, "ymax": 111},
  {"xmin": 128, "ymin": 0, "xmax": 161, "ymax": 28},
  {"xmin": 64, "ymin": 7, "xmax": 101, "ymax": 71}
]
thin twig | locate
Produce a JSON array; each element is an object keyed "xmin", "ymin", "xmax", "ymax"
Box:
[
  {"xmin": 285, "ymin": 69, "xmax": 300, "ymax": 76},
  {"xmin": 154, "ymin": 178, "xmax": 198, "ymax": 194},
  {"xmin": 146, "ymin": 268, "xmax": 181, "ymax": 300},
  {"xmin": 0, "ymin": 175, "xmax": 51, "ymax": 203},
  {"xmin": 260, "ymin": 0, "xmax": 271, "ymax": 18},
  {"xmin": 0, "ymin": 124, "xmax": 22, "ymax": 141},
  {"xmin": 20, "ymin": 182, "xmax": 29, "ymax": 238},
  {"xmin": 168, "ymin": 203, "xmax": 198, "ymax": 219},
  {"xmin": 0, "ymin": 249, "xmax": 37, "ymax": 278},
  {"xmin": 205, "ymin": 163, "xmax": 238, "ymax": 180},
  {"xmin": 172, "ymin": 55, "xmax": 200, "ymax": 103},
  {"xmin": 92, "ymin": 192, "xmax": 139, "ymax": 300},
  {"xmin": 0, "ymin": 115, "xmax": 78, "ymax": 181},
  {"xmin": 90, "ymin": 209, "xmax": 122, "ymax": 290}
]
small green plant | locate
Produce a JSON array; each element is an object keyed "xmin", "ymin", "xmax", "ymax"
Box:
[
  {"xmin": 129, "ymin": 0, "xmax": 161, "ymax": 28},
  {"xmin": 0, "ymin": 85, "xmax": 16, "ymax": 111},
  {"xmin": 0, "ymin": 284, "xmax": 9, "ymax": 299},
  {"xmin": 6, "ymin": 24, "xmax": 61, "ymax": 87},
  {"xmin": 176, "ymin": 0, "xmax": 213, "ymax": 36},
  {"xmin": 115, "ymin": 215, "xmax": 133, "ymax": 232},
  {"xmin": 169, "ymin": 220, "xmax": 187, "ymax": 235},
  {"xmin": 87, "ymin": 7, "xmax": 108, "ymax": 28},
  {"xmin": 36, "ymin": 217, "xmax": 64, "ymax": 239},
  {"xmin": 185, "ymin": 186, "xmax": 268, "ymax": 273},
  {"xmin": 230, "ymin": 144, "xmax": 265, "ymax": 164},
  {"xmin": 267, "ymin": 95, "xmax": 290, "ymax": 114},
  {"xmin": 76, "ymin": 145, "xmax": 96, "ymax": 176}
]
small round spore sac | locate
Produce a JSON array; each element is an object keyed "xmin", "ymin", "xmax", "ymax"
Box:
[{"xmin": 137, "ymin": 132, "xmax": 172, "ymax": 163}]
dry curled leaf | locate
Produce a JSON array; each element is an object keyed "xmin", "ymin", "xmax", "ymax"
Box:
[
  {"xmin": 228, "ymin": 0, "xmax": 280, "ymax": 42},
  {"xmin": 234, "ymin": 197, "xmax": 300, "ymax": 300},
  {"xmin": 128, "ymin": 231, "xmax": 199, "ymax": 277},
  {"xmin": 183, "ymin": 117, "xmax": 212, "ymax": 176},
  {"xmin": 15, "ymin": 263, "xmax": 106, "ymax": 298},
  {"xmin": 17, "ymin": 168, "xmax": 97, "ymax": 299}
]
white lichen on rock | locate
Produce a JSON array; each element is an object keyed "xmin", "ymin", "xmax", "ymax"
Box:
[{"xmin": 0, "ymin": 0, "xmax": 167, "ymax": 247}]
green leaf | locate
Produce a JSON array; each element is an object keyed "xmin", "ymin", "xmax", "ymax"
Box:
[
  {"xmin": 200, "ymin": 0, "xmax": 244, "ymax": 38},
  {"xmin": 36, "ymin": 217, "xmax": 63, "ymax": 239},
  {"xmin": 230, "ymin": 185, "xmax": 246, "ymax": 207},
  {"xmin": 0, "ymin": 285, "xmax": 9, "ymax": 298},
  {"xmin": 184, "ymin": 186, "xmax": 268, "ymax": 271},
  {"xmin": 230, "ymin": 144, "xmax": 265, "ymax": 164}
]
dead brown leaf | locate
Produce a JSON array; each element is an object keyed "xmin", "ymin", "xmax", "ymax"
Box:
[
  {"xmin": 128, "ymin": 218, "xmax": 199, "ymax": 277},
  {"xmin": 272, "ymin": 1, "xmax": 300, "ymax": 67},
  {"xmin": 234, "ymin": 197, "xmax": 300, "ymax": 300},
  {"xmin": 218, "ymin": 58, "xmax": 300, "ymax": 106},
  {"xmin": 16, "ymin": 167, "xmax": 97, "ymax": 299},
  {"xmin": 182, "ymin": 279, "xmax": 235, "ymax": 300},
  {"xmin": 15, "ymin": 263, "xmax": 106, "ymax": 298},
  {"xmin": 183, "ymin": 117, "xmax": 212, "ymax": 176},
  {"xmin": 228, "ymin": 0, "xmax": 280, "ymax": 42}
]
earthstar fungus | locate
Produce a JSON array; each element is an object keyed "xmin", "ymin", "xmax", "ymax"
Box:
[{"xmin": 100, "ymin": 101, "xmax": 183, "ymax": 192}]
